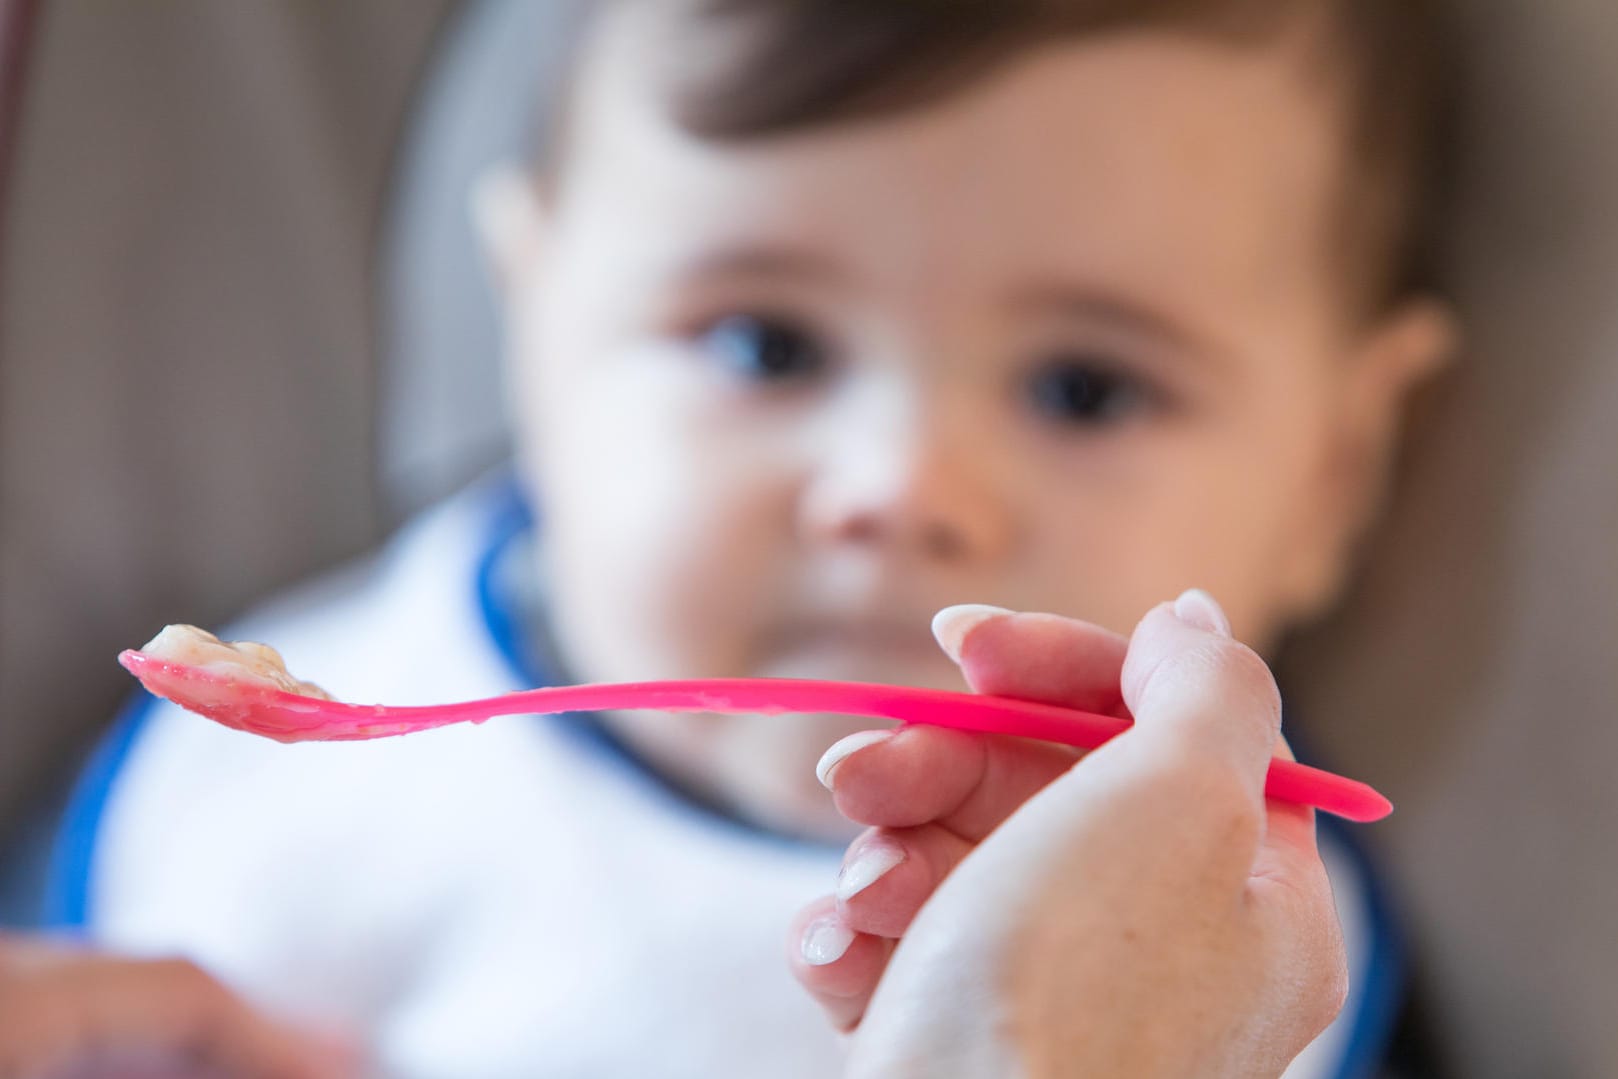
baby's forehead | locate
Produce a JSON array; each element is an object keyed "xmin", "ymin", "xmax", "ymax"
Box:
[
  {"xmin": 559, "ymin": 4, "xmax": 1349, "ymax": 211},
  {"xmin": 540, "ymin": 0, "xmax": 1443, "ymax": 316},
  {"xmin": 555, "ymin": 1, "xmax": 1344, "ymax": 156},
  {"xmin": 548, "ymin": 12, "xmax": 1348, "ymax": 324}
]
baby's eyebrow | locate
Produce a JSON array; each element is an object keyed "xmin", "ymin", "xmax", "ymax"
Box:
[
  {"xmin": 673, "ymin": 244, "xmax": 847, "ymax": 287},
  {"xmin": 1010, "ymin": 285, "xmax": 1208, "ymax": 359}
]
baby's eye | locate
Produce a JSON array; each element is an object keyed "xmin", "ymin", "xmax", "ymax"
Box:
[
  {"xmin": 698, "ymin": 313, "xmax": 829, "ymax": 383},
  {"xmin": 1025, "ymin": 357, "xmax": 1151, "ymax": 427}
]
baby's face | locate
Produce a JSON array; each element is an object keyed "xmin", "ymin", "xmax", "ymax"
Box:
[{"xmin": 492, "ymin": 19, "xmax": 1443, "ymax": 834}]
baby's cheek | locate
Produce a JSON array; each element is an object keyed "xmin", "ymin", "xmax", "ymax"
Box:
[
  {"xmin": 654, "ymin": 542, "xmax": 777, "ymax": 676},
  {"xmin": 547, "ymin": 568, "xmax": 659, "ymax": 683},
  {"xmin": 537, "ymin": 531, "xmax": 736, "ymax": 683},
  {"xmin": 539, "ymin": 421, "xmax": 800, "ymax": 681},
  {"xmin": 653, "ymin": 505, "xmax": 799, "ymax": 675}
]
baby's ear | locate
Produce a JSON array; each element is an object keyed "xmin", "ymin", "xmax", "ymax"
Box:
[
  {"xmin": 1354, "ymin": 296, "xmax": 1460, "ymax": 427},
  {"xmin": 469, "ymin": 164, "xmax": 548, "ymax": 294},
  {"xmin": 1281, "ymin": 298, "xmax": 1460, "ymax": 624},
  {"xmin": 1338, "ymin": 295, "xmax": 1460, "ymax": 509}
]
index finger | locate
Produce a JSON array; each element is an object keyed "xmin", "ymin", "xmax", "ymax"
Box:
[
  {"xmin": 820, "ymin": 608, "xmax": 1128, "ymax": 839},
  {"xmin": 1120, "ymin": 592, "xmax": 1325, "ymax": 875},
  {"xmin": 1120, "ymin": 595, "xmax": 1283, "ymax": 798},
  {"xmin": 941, "ymin": 607, "xmax": 1129, "ymax": 713}
]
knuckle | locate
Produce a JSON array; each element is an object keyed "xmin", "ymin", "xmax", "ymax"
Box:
[
  {"xmin": 1169, "ymin": 752, "xmax": 1265, "ymax": 829},
  {"xmin": 1140, "ymin": 638, "xmax": 1283, "ymax": 763},
  {"xmin": 1200, "ymin": 774, "xmax": 1265, "ymax": 853},
  {"xmin": 1140, "ymin": 636, "xmax": 1281, "ymax": 727},
  {"xmin": 1131, "ymin": 750, "xmax": 1265, "ymax": 866},
  {"xmin": 1194, "ymin": 639, "xmax": 1281, "ymax": 724}
]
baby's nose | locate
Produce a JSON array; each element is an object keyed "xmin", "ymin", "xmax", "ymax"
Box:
[{"xmin": 797, "ymin": 411, "xmax": 1011, "ymax": 564}]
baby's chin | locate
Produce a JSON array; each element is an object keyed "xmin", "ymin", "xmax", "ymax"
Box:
[
  {"xmin": 751, "ymin": 648, "xmax": 966, "ymax": 693},
  {"xmin": 599, "ymin": 704, "xmax": 884, "ymax": 842},
  {"xmin": 595, "ymin": 652, "xmax": 963, "ymax": 840},
  {"xmin": 698, "ymin": 708, "xmax": 883, "ymax": 842},
  {"xmin": 727, "ymin": 657, "xmax": 964, "ymax": 836}
]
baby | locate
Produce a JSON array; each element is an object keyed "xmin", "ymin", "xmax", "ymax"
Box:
[{"xmin": 6, "ymin": 0, "xmax": 1455, "ymax": 1075}]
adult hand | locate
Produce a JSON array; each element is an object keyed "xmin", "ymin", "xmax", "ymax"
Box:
[
  {"xmin": 0, "ymin": 932, "xmax": 352, "ymax": 1078},
  {"xmin": 790, "ymin": 592, "xmax": 1347, "ymax": 1078}
]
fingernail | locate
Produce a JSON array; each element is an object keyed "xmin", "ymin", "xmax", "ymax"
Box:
[
  {"xmin": 816, "ymin": 729, "xmax": 893, "ymax": 790},
  {"xmin": 836, "ymin": 844, "xmax": 905, "ymax": 901},
  {"xmin": 802, "ymin": 917, "xmax": 856, "ymax": 966},
  {"xmin": 931, "ymin": 604, "xmax": 1013, "ymax": 664},
  {"xmin": 1172, "ymin": 589, "xmax": 1232, "ymax": 637}
]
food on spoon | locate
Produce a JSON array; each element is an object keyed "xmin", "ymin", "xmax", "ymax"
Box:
[{"xmin": 138, "ymin": 624, "xmax": 332, "ymax": 700}]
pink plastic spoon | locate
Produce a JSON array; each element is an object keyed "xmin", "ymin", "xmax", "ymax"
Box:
[{"xmin": 117, "ymin": 648, "xmax": 1392, "ymax": 822}]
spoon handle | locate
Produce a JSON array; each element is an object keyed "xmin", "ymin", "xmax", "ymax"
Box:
[{"xmin": 309, "ymin": 677, "xmax": 1392, "ymax": 822}]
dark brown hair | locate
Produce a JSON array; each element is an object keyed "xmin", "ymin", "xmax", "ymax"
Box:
[{"xmin": 572, "ymin": 0, "xmax": 1452, "ymax": 314}]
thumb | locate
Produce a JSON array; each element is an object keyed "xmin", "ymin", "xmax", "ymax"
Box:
[{"xmin": 1120, "ymin": 589, "xmax": 1282, "ymax": 805}]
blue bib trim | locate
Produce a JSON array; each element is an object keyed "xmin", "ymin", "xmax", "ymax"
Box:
[
  {"xmin": 42, "ymin": 692, "xmax": 157, "ymax": 931},
  {"xmin": 1320, "ymin": 813, "xmax": 1406, "ymax": 1079}
]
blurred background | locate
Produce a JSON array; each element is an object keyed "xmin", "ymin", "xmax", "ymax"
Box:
[{"xmin": 0, "ymin": 1, "xmax": 1613, "ymax": 1075}]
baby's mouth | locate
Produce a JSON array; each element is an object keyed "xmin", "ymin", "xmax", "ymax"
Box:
[{"xmin": 761, "ymin": 618, "xmax": 959, "ymax": 685}]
